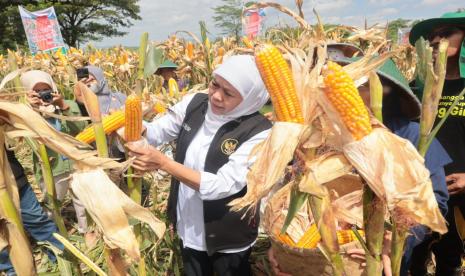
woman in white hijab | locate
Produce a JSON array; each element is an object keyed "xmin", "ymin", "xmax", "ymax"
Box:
[
  {"xmin": 21, "ymin": 70, "xmax": 90, "ymax": 238},
  {"xmin": 127, "ymin": 55, "xmax": 271, "ymax": 276}
]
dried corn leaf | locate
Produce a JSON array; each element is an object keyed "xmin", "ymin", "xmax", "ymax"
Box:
[
  {"xmin": 0, "ymin": 101, "xmax": 123, "ymax": 171},
  {"xmin": 332, "ymin": 189, "xmax": 363, "ymax": 228},
  {"xmin": 71, "ymin": 169, "xmax": 165, "ymax": 261},
  {"xmin": 229, "ymin": 122, "xmax": 307, "ymax": 213},
  {"xmin": 298, "ymin": 153, "xmax": 353, "ymax": 194},
  {"xmin": 343, "ymin": 128, "xmax": 447, "ymax": 233},
  {"xmin": 0, "ymin": 130, "xmax": 35, "ymax": 275}
]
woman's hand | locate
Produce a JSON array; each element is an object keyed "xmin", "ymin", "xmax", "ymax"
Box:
[
  {"xmin": 346, "ymin": 230, "xmax": 392, "ymax": 276},
  {"xmin": 52, "ymin": 91, "xmax": 69, "ymax": 110},
  {"xmin": 446, "ymin": 173, "xmax": 465, "ymax": 195},
  {"xmin": 126, "ymin": 141, "xmax": 169, "ymax": 172},
  {"xmin": 26, "ymin": 90, "xmax": 42, "ymax": 107}
]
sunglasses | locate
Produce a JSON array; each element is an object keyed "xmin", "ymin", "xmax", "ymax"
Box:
[{"xmin": 427, "ymin": 27, "xmax": 465, "ymax": 41}]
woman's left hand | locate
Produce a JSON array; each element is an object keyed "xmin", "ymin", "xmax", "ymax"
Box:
[{"xmin": 126, "ymin": 142, "xmax": 169, "ymax": 172}]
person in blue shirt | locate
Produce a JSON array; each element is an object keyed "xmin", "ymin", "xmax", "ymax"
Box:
[{"xmin": 348, "ymin": 58, "xmax": 451, "ymax": 276}]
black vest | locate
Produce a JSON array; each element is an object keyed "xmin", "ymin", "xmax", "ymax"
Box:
[{"xmin": 167, "ymin": 93, "xmax": 272, "ymax": 254}]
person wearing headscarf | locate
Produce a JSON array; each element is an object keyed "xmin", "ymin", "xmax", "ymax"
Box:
[
  {"xmin": 74, "ymin": 65, "xmax": 127, "ymax": 160},
  {"xmin": 126, "ymin": 55, "xmax": 272, "ymax": 275},
  {"xmin": 21, "ymin": 70, "xmax": 89, "ymax": 236}
]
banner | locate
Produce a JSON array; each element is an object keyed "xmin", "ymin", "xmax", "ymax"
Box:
[
  {"xmin": 243, "ymin": 8, "xmax": 265, "ymax": 39},
  {"xmin": 19, "ymin": 6, "xmax": 67, "ymax": 54}
]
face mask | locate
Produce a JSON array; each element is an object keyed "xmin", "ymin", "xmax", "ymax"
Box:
[{"xmin": 88, "ymin": 82, "xmax": 100, "ymax": 93}]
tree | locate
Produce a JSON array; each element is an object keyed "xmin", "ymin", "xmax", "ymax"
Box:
[
  {"xmin": 212, "ymin": 0, "xmax": 245, "ymax": 41},
  {"xmin": 52, "ymin": 0, "xmax": 141, "ymax": 47},
  {"xmin": 387, "ymin": 18, "xmax": 410, "ymax": 42},
  {"xmin": 0, "ymin": 0, "xmax": 141, "ymax": 51}
]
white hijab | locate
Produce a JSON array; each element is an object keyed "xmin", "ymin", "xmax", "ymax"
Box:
[
  {"xmin": 20, "ymin": 70, "xmax": 58, "ymax": 92},
  {"xmin": 204, "ymin": 55, "xmax": 269, "ymax": 133}
]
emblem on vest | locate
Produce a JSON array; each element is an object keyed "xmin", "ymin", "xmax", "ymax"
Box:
[
  {"xmin": 182, "ymin": 123, "xmax": 191, "ymax": 132},
  {"xmin": 221, "ymin": 138, "xmax": 238, "ymax": 155}
]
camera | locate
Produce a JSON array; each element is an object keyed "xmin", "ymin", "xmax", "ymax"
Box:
[
  {"xmin": 76, "ymin": 68, "xmax": 89, "ymax": 80},
  {"xmin": 38, "ymin": 89, "xmax": 53, "ymax": 103}
]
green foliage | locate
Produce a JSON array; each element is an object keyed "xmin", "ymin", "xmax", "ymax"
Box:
[
  {"xmin": 387, "ymin": 18, "xmax": 411, "ymax": 42},
  {"xmin": 0, "ymin": 0, "xmax": 141, "ymax": 51},
  {"xmin": 212, "ymin": 0, "xmax": 244, "ymax": 41}
]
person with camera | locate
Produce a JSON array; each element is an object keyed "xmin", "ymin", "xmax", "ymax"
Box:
[
  {"xmin": 20, "ymin": 70, "xmax": 89, "ymax": 240},
  {"xmin": 74, "ymin": 66, "xmax": 127, "ymax": 160}
]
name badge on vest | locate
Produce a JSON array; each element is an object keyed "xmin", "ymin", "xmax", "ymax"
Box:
[
  {"xmin": 182, "ymin": 123, "xmax": 191, "ymax": 132},
  {"xmin": 221, "ymin": 138, "xmax": 238, "ymax": 155}
]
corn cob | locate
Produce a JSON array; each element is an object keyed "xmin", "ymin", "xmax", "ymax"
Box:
[
  {"xmin": 255, "ymin": 44, "xmax": 304, "ymax": 123},
  {"xmin": 217, "ymin": 47, "xmax": 225, "ymax": 64},
  {"xmin": 242, "ymin": 36, "xmax": 254, "ymax": 49},
  {"xmin": 124, "ymin": 94, "xmax": 143, "ymax": 142},
  {"xmin": 217, "ymin": 47, "xmax": 225, "ymax": 56},
  {"xmin": 324, "ymin": 61, "xmax": 372, "ymax": 140},
  {"xmin": 337, "ymin": 230, "xmax": 365, "ymax": 245},
  {"xmin": 153, "ymin": 102, "xmax": 167, "ymax": 114},
  {"xmin": 75, "ymin": 110, "xmax": 125, "ymax": 144},
  {"xmin": 277, "ymin": 233, "xmax": 296, "ymax": 247},
  {"xmin": 168, "ymin": 78, "xmax": 179, "ymax": 97},
  {"xmin": 186, "ymin": 42, "xmax": 194, "ymax": 59},
  {"xmin": 295, "ymin": 224, "xmax": 365, "ymax": 249},
  {"xmin": 296, "ymin": 223, "xmax": 319, "ymax": 248}
]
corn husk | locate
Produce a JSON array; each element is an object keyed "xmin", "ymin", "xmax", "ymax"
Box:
[
  {"xmin": 298, "ymin": 153, "xmax": 353, "ymax": 194},
  {"xmin": 343, "ymin": 128, "xmax": 447, "ymax": 233},
  {"xmin": 230, "ymin": 122, "xmax": 307, "ymax": 212},
  {"xmin": 70, "ymin": 169, "xmax": 166, "ymax": 261},
  {"xmin": 0, "ymin": 101, "xmax": 122, "ymax": 171}
]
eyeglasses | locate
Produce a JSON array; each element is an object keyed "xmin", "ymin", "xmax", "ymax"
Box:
[{"xmin": 427, "ymin": 27, "xmax": 465, "ymax": 41}]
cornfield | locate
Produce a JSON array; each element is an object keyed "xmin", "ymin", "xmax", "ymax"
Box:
[{"xmin": 0, "ymin": 1, "xmax": 452, "ymax": 276}]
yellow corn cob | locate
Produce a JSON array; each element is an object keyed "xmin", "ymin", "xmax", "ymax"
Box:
[
  {"xmin": 153, "ymin": 102, "xmax": 167, "ymax": 114},
  {"xmin": 277, "ymin": 233, "xmax": 296, "ymax": 246},
  {"xmin": 296, "ymin": 224, "xmax": 366, "ymax": 249},
  {"xmin": 242, "ymin": 36, "xmax": 254, "ymax": 49},
  {"xmin": 217, "ymin": 47, "xmax": 225, "ymax": 56},
  {"xmin": 255, "ymin": 44, "xmax": 304, "ymax": 123},
  {"xmin": 296, "ymin": 223, "xmax": 320, "ymax": 248},
  {"xmin": 124, "ymin": 94, "xmax": 142, "ymax": 142},
  {"xmin": 217, "ymin": 47, "xmax": 225, "ymax": 64},
  {"xmin": 337, "ymin": 230, "xmax": 365, "ymax": 245},
  {"xmin": 186, "ymin": 42, "xmax": 194, "ymax": 59},
  {"xmin": 75, "ymin": 110, "xmax": 125, "ymax": 144},
  {"xmin": 324, "ymin": 61, "xmax": 372, "ymax": 140},
  {"xmin": 168, "ymin": 78, "xmax": 179, "ymax": 97}
]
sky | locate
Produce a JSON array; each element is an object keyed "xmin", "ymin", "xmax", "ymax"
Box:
[{"xmin": 92, "ymin": 0, "xmax": 465, "ymax": 47}]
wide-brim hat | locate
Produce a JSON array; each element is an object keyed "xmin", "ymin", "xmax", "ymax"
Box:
[
  {"xmin": 157, "ymin": 60, "xmax": 178, "ymax": 69},
  {"xmin": 336, "ymin": 57, "xmax": 421, "ymax": 119},
  {"xmin": 409, "ymin": 11, "xmax": 465, "ymax": 45},
  {"xmin": 327, "ymin": 43, "xmax": 364, "ymax": 60}
]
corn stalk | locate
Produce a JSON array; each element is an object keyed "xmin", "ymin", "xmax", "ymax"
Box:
[
  {"xmin": 302, "ymin": 170, "xmax": 346, "ymax": 276},
  {"xmin": 37, "ymin": 143, "xmax": 67, "ymax": 236},
  {"xmin": 136, "ymin": 32, "xmax": 149, "ymax": 95},
  {"xmin": 80, "ymin": 83, "xmax": 127, "ymax": 275},
  {"xmin": 362, "ymin": 71, "xmax": 385, "ymax": 275},
  {"xmin": 308, "ymin": 187, "xmax": 345, "ymax": 276},
  {"xmin": 417, "ymin": 38, "xmax": 448, "ymax": 157}
]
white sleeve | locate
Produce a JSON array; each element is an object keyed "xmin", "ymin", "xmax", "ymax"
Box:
[
  {"xmin": 144, "ymin": 94, "xmax": 196, "ymax": 146},
  {"xmin": 198, "ymin": 128, "xmax": 271, "ymax": 200}
]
